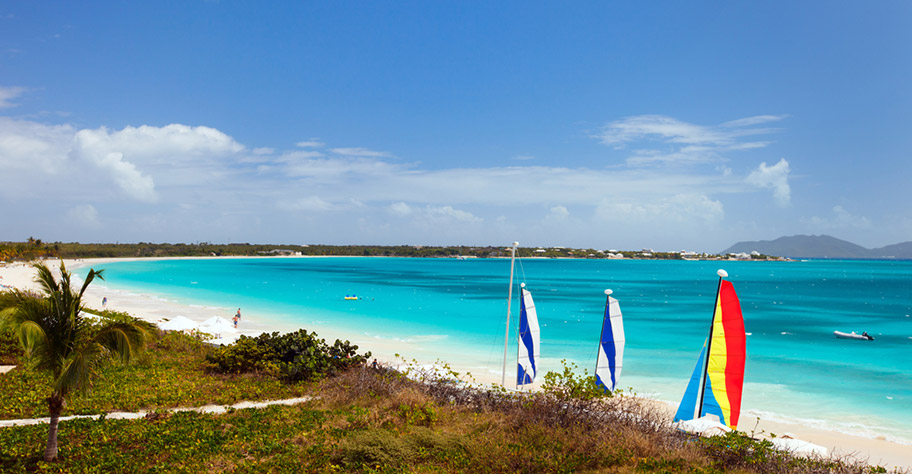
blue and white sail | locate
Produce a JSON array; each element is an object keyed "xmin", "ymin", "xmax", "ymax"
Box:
[
  {"xmin": 595, "ymin": 289, "xmax": 625, "ymax": 392},
  {"xmin": 517, "ymin": 284, "xmax": 540, "ymax": 386}
]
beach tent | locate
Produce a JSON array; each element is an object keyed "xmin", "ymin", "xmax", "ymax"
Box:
[
  {"xmin": 768, "ymin": 436, "xmax": 828, "ymax": 457},
  {"xmin": 160, "ymin": 315, "xmax": 199, "ymax": 332}
]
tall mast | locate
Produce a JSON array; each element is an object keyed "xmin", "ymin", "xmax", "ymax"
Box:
[
  {"xmin": 595, "ymin": 289, "xmax": 612, "ymax": 391},
  {"xmin": 696, "ymin": 269, "xmax": 727, "ymax": 419},
  {"xmin": 501, "ymin": 242, "xmax": 519, "ymax": 387}
]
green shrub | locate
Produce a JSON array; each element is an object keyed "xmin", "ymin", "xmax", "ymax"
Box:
[
  {"xmin": 541, "ymin": 359, "xmax": 613, "ymax": 400},
  {"xmin": 206, "ymin": 329, "xmax": 371, "ymax": 382}
]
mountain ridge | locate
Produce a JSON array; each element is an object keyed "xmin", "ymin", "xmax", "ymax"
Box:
[{"xmin": 722, "ymin": 234, "xmax": 912, "ymax": 259}]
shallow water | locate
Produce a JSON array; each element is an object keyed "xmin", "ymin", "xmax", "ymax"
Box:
[{"xmin": 79, "ymin": 257, "xmax": 912, "ymax": 442}]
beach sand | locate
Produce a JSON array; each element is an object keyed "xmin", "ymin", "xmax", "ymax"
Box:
[{"xmin": 1, "ymin": 257, "xmax": 910, "ymax": 470}]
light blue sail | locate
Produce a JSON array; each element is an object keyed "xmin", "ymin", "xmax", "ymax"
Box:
[{"xmin": 517, "ymin": 287, "xmax": 540, "ymax": 386}]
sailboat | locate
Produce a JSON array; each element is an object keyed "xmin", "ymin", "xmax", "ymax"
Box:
[
  {"xmin": 595, "ymin": 289, "xmax": 624, "ymax": 392},
  {"xmin": 501, "ymin": 242, "xmax": 541, "ymax": 389},
  {"xmin": 674, "ymin": 269, "xmax": 746, "ymax": 430},
  {"xmin": 517, "ymin": 282, "xmax": 540, "ymax": 386}
]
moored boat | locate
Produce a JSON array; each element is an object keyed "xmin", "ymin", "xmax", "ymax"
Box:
[{"xmin": 834, "ymin": 330, "xmax": 873, "ymax": 341}]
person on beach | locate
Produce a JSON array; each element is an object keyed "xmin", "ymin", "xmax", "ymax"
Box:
[
  {"xmin": 232, "ymin": 314, "xmax": 239, "ymax": 328},
  {"xmin": 236, "ymin": 308, "xmax": 241, "ymax": 320},
  {"xmin": 102, "ymin": 297, "xmax": 107, "ymax": 307}
]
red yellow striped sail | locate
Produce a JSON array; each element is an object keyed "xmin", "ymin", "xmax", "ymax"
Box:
[{"xmin": 674, "ymin": 279, "xmax": 746, "ymax": 429}]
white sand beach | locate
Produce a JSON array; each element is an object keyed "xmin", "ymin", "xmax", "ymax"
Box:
[{"xmin": 1, "ymin": 257, "xmax": 910, "ymax": 470}]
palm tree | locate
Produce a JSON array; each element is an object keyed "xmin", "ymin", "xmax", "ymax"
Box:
[{"xmin": 0, "ymin": 262, "xmax": 148, "ymax": 461}]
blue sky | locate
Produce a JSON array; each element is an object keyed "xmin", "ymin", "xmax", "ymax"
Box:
[{"xmin": 1, "ymin": 1, "xmax": 910, "ymax": 251}]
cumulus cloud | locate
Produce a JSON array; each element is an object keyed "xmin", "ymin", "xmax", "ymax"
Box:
[
  {"xmin": 0, "ymin": 115, "xmax": 796, "ymax": 250},
  {"xmin": 296, "ymin": 140, "xmax": 324, "ymax": 148},
  {"xmin": 386, "ymin": 202, "xmax": 480, "ymax": 223},
  {"xmin": 0, "ymin": 86, "xmax": 26, "ymax": 108},
  {"xmin": 746, "ymin": 158, "xmax": 791, "ymax": 206},
  {"xmin": 389, "ymin": 202, "xmax": 413, "ymax": 216},
  {"xmin": 808, "ymin": 205, "xmax": 871, "ymax": 229},
  {"xmin": 547, "ymin": 205, "xmax": 569, "ymax": 221}
]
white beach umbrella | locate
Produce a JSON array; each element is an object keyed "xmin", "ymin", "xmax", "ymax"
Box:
[
  {"xmin": 159, "ymin": 315, "xmax": 199, "ymax": 332},
  {"xmin": 201, "ymin": 315, "xmax": 232, "ymax": 327},
  {"xmin": 199, "ymin": 320, "xmax": 238, "ymax": 338},
  {"xmin": 768, "ymin": 436, "xmax": 828, "ymax": 457},
  {"xmin": 208, "ymin": 334, "xmax": 241, "ymax": 346}
]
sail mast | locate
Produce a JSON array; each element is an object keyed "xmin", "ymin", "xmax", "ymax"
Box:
[
  {"xmin": 696, "ymin": 269, "xmax": 727, "ymax": 419},
  {"xmin": 501, "ymin": 242, "xmax": 519, "ymax": 387}
]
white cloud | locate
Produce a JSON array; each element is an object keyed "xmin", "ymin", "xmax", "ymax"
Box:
[
  {"xmin": 426, "ymin": 205, "xmax": 481, "ymax": 223},
  {"xmin": 278, "ymin": 196, "xmax": 335, "ymax": 212},
  {"xmin": 66, "ymin": 204, "xmax": 100, "ymax": 226},
  {"xmin": 296, "ymin": 140, "xmax": 324, "ymax": 148},
  {"xmin": 330, "ymin": 147, "xmax": 390, "ymax": 157},
  {"xmin": 0, "ymin": 86, "xmax": 26, "ymax": 108},
  {"xmin": 594, "ymin": 114, "xmax": 785, "ymax": 167},
  {"xmin": 746, "ymin": 158, "xmax": 791, "ymax": 207},
  {"xmin": 547, "ymin": 205, "xmax": 569, "ymax": 220},
  {"xmin": 252, "ymin": 147, "xmax": 274, "ymax": 155},
  {"xmin": 808, "ymin": 205, "xmax": 872, "ymax": 230},
  {"xmin": 595, "ymin": 193, "xmax": 724, "ymax": 224},
  {"xmin": 95, "ymin": 151, "xmax": 157, "ymax": 202},
  {"xmin": 389, "ymin": 202, "xmax": 413, "ymax": 216},
  {"xmin": 386, "ymin": 202, "xmax": 480, "ymax": 223}
]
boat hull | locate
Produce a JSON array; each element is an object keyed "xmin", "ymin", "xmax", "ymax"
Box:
[{"xmin": 834, "ymin": 331, "xmax": 873, "ymax": 341}]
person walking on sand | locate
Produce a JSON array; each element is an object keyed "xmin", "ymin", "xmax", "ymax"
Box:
[
  {"xmin": 236, "ymin": 308, "xmax": 241, "ymax": 320},
  {"xmin": 102, "ymin": 297, "xmax": 107, "ymax": 307}
]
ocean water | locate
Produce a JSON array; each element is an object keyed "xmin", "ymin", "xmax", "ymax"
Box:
[{"xmin": 77, "ymin": 257, "xmax": 912, "ymax": 442}]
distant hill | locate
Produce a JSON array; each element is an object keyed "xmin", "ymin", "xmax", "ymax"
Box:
[{"xmin": 722, "ymin": 235, "xmax": 912, "ymax": 259}]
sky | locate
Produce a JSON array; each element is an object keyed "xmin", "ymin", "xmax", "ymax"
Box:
[{"xmin": 0, "ymin": 1, "xmax": 910, "ymax": 252}]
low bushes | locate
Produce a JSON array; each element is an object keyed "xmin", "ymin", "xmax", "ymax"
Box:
[{"xmin": 206, "ymin": 329, "xmax": 371, "ymax": 382}]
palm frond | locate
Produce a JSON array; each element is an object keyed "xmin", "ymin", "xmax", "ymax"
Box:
[
  {"xmin": 91, "ymin": 322, "xmax": 148, "ymax": 363},
  {"xmin": 54, "ymin": 343, "xmax": 105, "ymax": 397}
]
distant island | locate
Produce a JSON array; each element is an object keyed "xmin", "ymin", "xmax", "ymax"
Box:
[
  {"xmin": 9, "ymin": 235, "xmax": 907, "ymax": 262},
  {"xmin": 1, "ymin": 238, "xmax": 781, "ymax": 262},
  {"xmin": 722, "ymin": 234, "xmax": 912, "ymax": 259}
]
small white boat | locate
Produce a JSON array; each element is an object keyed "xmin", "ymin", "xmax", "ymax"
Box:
[{"xmin": 834, "ymin": 330, "xmax": 874, "ymax": 341}]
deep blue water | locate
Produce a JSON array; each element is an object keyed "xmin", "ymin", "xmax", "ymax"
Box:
[{"xmin": 77, "ymin": 257, "xmax": 912, "ymax": 441}]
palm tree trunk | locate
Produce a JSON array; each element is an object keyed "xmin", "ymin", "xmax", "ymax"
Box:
[{"xmin": 44, "ymin": 395, "xmax": 64, "ymax": 461}]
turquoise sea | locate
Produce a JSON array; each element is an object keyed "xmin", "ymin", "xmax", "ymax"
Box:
[{"xmin": 77, "ymin": 257, "xmax": 912, "ymax": 442}]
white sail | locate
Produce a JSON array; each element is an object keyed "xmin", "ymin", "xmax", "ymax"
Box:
[
  {"xmin": 517, "ymin": 287, "xmax": 540, "ymax": 386},
  {"xmin": 595, "ymin": 295, "xmax": 624, "ymax": 391}
]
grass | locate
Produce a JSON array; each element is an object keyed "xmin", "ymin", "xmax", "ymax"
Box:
[
  {"xmin": 0, "ymin": 331, "xmax": 310, "ymax": 420},
  {"xmin": 0, "ymin": 331, "xmax": 904, "ymax": 473}
]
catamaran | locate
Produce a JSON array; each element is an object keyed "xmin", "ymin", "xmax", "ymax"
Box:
[
  {"xmin": 674, "ymin": 269, "xmax": 746, "ymax": 430},
  {"xmin": 595, "ymin": 289, "xmax": 624, "ymax": 392},
  {"xmin": 517, "ymin": 282, "xmax": 540, "ymax": 386},
  {"xmin": 501, "ymin": 242, "xmax": 541, "ymax": 389}
]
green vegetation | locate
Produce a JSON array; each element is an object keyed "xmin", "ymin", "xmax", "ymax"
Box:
[
  {"xmin": 0, "ymin": 307, "xmax": 892, "ymax": 472},
  {"xmin": 207, "ymin": 329, "xmax": 370, "ymax": 381},
  {"xmin": 0, "ymin": 263, "xmax": 148, "ymax": 461},
  {"xmin": 0, "ymin": 330, "xmax": 311, "ymax": 420},
  {"xmin": 0, "ymin": 239, "xmax": 787, "ymax": 261}
]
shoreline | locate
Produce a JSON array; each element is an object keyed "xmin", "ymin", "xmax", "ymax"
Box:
[{"xmin": 1, "ymin": 256, "xmax": 910, "ymax": 469}]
